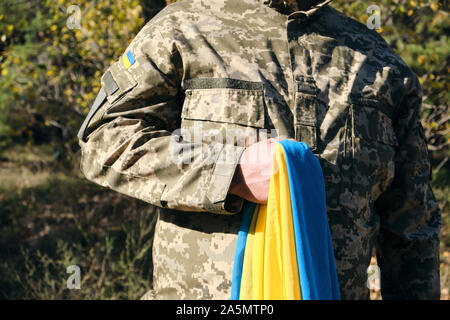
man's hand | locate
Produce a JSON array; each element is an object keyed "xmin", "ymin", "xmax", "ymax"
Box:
[{"xmin": 229, "ymin": 138, "xmax": 279, "ymax": 204}]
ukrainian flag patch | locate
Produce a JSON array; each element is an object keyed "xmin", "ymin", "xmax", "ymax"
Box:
[{"xmin": 122, "ymin": 50, "xmax": 135, "ymax": 69}]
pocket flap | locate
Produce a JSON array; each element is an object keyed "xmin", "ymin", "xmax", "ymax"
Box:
[{"xmin": 182, "ymin": 79, "xmax": 265, "ymax": 128}]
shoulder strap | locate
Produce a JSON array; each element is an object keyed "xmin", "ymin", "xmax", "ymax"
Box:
[{"xmin": 77, "ymin": 88, "xmax": 107, "ymax": 142}]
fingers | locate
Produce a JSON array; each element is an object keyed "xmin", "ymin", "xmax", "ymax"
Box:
[{"xmin": 236, "ymin": 138, "xmax": 298, "ymax": 203}]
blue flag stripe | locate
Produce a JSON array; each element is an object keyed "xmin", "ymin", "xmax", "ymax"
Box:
[{"xmin": 278, "ymin": 140, "xmax": 340, "ymax": 300}]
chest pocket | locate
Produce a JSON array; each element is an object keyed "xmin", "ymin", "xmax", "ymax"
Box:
[
  {"xmin": 351, "ymin": 97, "xmax": 398, "ymax": 194},
  {"xmin": 180, "ymin": 78, "xmax": 266, "ymax": 147},
  {"xmin": 351, "ymin": 98, "xmax": 398, "ymax": 147}
]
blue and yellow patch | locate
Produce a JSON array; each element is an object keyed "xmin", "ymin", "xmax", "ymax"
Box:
[{"xmin": 122, "ymin": 50, "xmax": 135, "ymax": 69}]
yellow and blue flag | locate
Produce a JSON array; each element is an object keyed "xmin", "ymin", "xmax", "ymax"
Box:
[
  {"xmin": 231, "ymin": 140, "xmax": 340, "ymax": 300},
  {"xmin": 122, "ymin": 50, "xmax": 136, "ymax": 69}
]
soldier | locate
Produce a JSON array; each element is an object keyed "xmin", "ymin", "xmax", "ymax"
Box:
[{"xmin": 77, "ymin": 0, "xmax": 441, "ymax": 299}]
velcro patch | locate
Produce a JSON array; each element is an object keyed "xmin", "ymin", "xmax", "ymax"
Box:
[{"xmin": 103, "ymin": 70, "xmax": 119, "ymax": 96}]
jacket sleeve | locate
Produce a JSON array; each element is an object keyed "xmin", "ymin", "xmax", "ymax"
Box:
[
  {"xmin": 77, "ymin": 21, "xmax": 245, "ymax": 215},
  {"xmin": 375, "ymin": 73, "xmax": 441, "ymax": 299}
]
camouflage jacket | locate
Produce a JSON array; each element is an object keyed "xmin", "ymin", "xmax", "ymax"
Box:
[{"xmin": 78, "ymin": 0, "xmax": 441, "ymax": 299}]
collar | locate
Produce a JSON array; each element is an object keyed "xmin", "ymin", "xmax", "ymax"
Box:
[{"xmin": 260, "ymin": 0, "xmax": 333, "ymax": 16}]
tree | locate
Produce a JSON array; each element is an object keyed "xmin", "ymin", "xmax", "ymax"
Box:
[{"xmin": 0, "ymin": 0, "xmax": 144, "ymax": 153}]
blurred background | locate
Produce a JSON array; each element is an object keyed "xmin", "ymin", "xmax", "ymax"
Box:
[{"xmin": 0, "ymin": 0, "xmax": 448, "ymax": 299}]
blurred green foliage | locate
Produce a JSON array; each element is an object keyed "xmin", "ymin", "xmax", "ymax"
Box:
[
  {"xmin": 0, "ymin": 0, "xmax": 144, "ymax": 152},
  {"xmin": 0, "ymin": 146, "xmax": 158, "ymax": 299}
]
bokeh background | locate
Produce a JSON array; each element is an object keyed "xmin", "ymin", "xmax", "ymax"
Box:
[{"xmin": 0, "ymin": 0, "xmax": 448, "ymax": 299}]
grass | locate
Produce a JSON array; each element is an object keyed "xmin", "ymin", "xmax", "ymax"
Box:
[
  {"xmin": 0, "ymin": 143, "xmax": 448, "ymax": 299},
  {"xmin": 0, "ymin": 144, "xmax": 157, "ymax": 299}
]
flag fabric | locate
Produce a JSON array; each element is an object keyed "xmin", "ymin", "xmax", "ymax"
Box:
[{"xmin": 230, "ymin": 140, "xmax": 340, "ymax": 300}]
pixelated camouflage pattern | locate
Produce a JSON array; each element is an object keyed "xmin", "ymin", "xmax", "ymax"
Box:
[{"xmin": 79, "ymin": 0, "xmax": 441, "ymax": 300}]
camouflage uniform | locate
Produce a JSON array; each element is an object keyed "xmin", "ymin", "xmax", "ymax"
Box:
[{"xmin": 78, "ymin": 0, "xmax": 441, "ymax": 299}]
